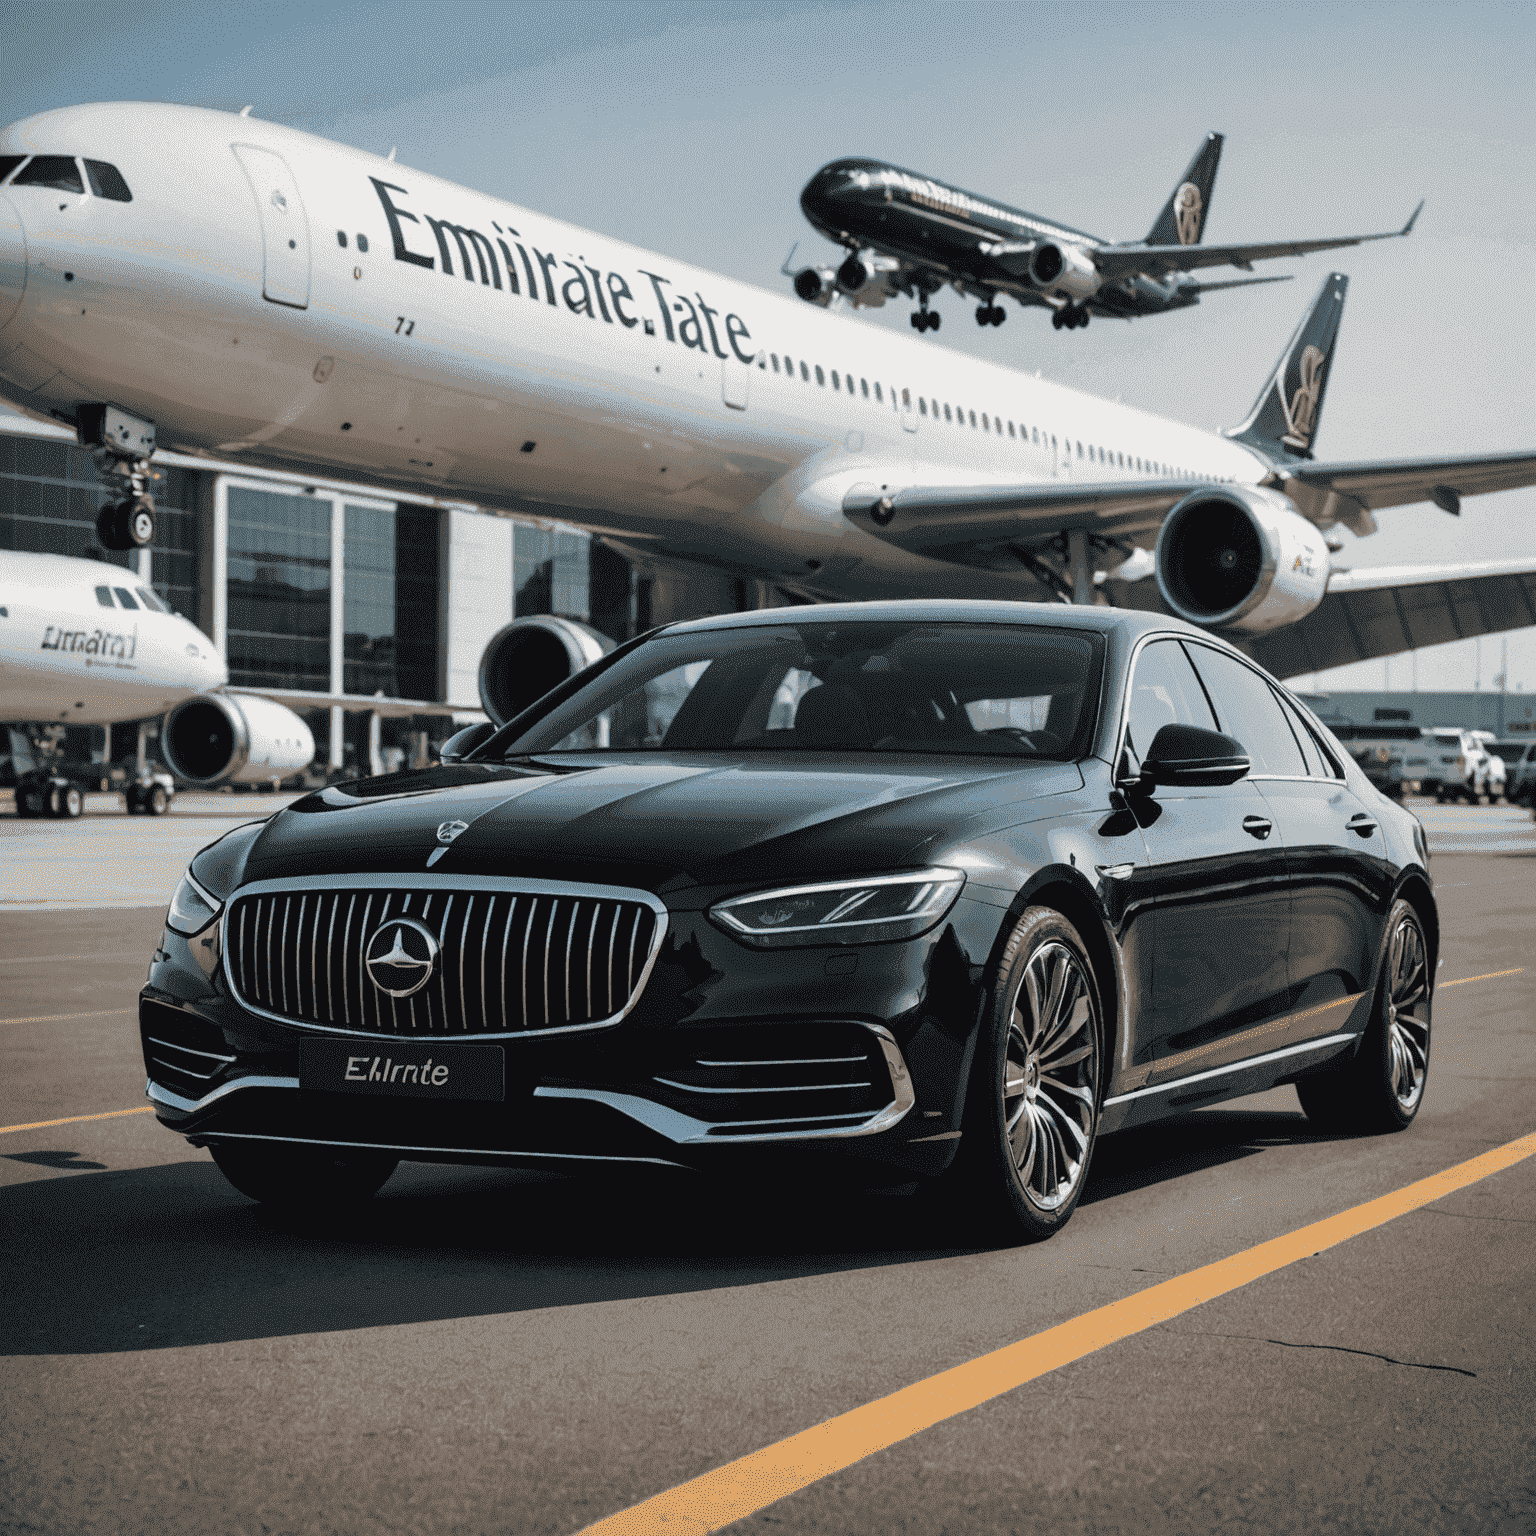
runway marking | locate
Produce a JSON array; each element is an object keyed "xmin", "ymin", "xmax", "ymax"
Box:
[
  {"xmin": 0, "ymin": 1107, "xmax": 154, "ymax": 1135},
  {"xmin": 0, "ymin": 1007, "xmax": 136, "ymax": 1025},
  {"xmin": 1441, "ymin": 967, "xmax": 1523, "ymax": 988},
  {"xmin": 576, "ymin": 1130, "xmax": 1536, "ymax": 1535}
]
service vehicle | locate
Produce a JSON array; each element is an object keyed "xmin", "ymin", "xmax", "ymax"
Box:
[
  {"xmin": 1323, "ymin": 721, "xmax": 1422, "ymax": 799},
  {"xmin": 1421, "ymin": 727, "xmax": 1505, "ymax": 803},
  {"xmin": 1488, "ymin": 740, "xmax": 1535, "ymax": 806},
  {"xmin": 140, "ymin": 603, "xmax": 1435, "ymax": 1243}
]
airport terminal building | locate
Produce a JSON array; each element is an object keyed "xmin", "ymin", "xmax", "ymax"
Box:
[{"xmin": 0, "ymin": 412, "xmax": 760, "ymax": 779}]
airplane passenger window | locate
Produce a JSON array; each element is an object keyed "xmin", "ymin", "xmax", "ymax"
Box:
[
  {"xmin": 12, "ymin": 156, "xmax": 83, "ymax": 194},
  {"xmin": 920, "ymin": 398, "xmax": 928, "ymax": 415},
  {"xmin": 873, "ymin": 383, "xmax": 882, "ymax": 402},
  {"xmin": 113, "ymin": 588, "xmax": 140, "ymax": 610},
  {"xmin": 84, "ymin": 161, "xmax": 132, "ymax": 201},
  {"xmin": 1008, "ymin": 422, "xmax": 1015, "ymax": 437},
  {"xmin": 831, "ymin": 370, "xmax": 840, "ymax": 389},
  {"xmin": 0, "ymin": 156, "xmax": 26, "ymax": 184},
  {"xmin": 860, "ymin": 379, "xmax": 869, "ymax": 398},
  {"xmin": 969, "ymin": 411, "xmax": 977, "ymax": 428},
  {"xmin": 943, "ymin": 404, "xmax": 952, "ymax": 422},
  {"xmin": 847, "ymin": 374, "xmax": 855, "ymax": 394},
  {"xmin": 982, "ymin": 414, "xmax": 989, "ymax": 430},
  {"xmin": 356, "ymin": 233, "xmax": 368, "ymax": 252},
  {"xmin": 337, "ymin": 230, "xmax": 348, "ymax": 247},
  {"xmin": 800, "ymin": 362, "xmax": 809, "ymax": 381},
  {"xmin": 902, "ymin": 388, "xmax": 910, "ymax": 408},
  {"xmin": 94, "ymin": 586, "xmax": 114, "ymax": 608}
]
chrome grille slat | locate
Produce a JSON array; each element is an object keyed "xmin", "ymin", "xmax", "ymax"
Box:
[{"xmin": 227, "ymin": 881, "xmax": 662, "ymax": 1038}]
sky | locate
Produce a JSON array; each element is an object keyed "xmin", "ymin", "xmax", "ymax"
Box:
[{"xmin": 6, "ymin": 0, "xmax": 1534, "ymax": 693}]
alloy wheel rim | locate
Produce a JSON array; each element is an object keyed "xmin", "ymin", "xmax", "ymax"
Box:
[
  {"xmin": 1386, "ymin": 915, "xmax": 1431, "ymax": 1111},
  {"xmin": 1002, "ymin": 940, "xmax": 1099, "ymax": 1211}
]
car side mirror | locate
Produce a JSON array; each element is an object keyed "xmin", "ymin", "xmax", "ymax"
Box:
[
  {"xmin": 1138, "ymin": 724, "xmax": 1250, "ymax": 789},
  {"xmin": 439, "ymin": 721, "xmax": 496, "ymax": 765}
]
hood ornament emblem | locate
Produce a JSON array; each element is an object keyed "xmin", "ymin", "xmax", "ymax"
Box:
[
  {"xmin": 364, "ymin": 918, "xmax": 440, "ymax": 998},
  {"xmin": 427, "ymin": 818, "xmax": 471, "ymax": 869}
]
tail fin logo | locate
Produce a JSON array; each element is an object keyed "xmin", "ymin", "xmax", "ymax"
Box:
[
  {"xmin": 1281, "ymin": 345, "xmax": 1326, "ymax": 450},
  {"xmin": 1174, "ymin": 184, "xmax": 1203, "ymax": 245}
]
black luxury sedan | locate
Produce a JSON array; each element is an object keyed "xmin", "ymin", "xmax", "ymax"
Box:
[{"xmin": 142, "ymin": 602, "xmax": 1435, "ymax": 1241}]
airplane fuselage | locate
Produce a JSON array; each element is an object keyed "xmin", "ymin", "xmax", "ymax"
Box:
[
  {"xmin": 0, "ymin": 103, "xmax": 1268, "ymax": 603},
  {"xmin": 0, "ymin": 549, "xmax": 225, "ymax": 723}
]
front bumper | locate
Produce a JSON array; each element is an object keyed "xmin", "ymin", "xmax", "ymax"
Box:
[{"xmin": 140, "ymin": 881, "xmax": 1004, "ymax": 1180}]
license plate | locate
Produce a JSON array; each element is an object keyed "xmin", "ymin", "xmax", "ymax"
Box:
[{"xmin": 300, "ymin": 1039, "xmax": 505, "ymax": 1101}]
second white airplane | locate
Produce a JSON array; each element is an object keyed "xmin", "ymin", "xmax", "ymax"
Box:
[{"xmin": 0, "ymin": 101, "xmax": 1533, "ymax": 708}]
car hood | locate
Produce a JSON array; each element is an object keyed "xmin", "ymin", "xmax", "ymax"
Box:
[{"xmin": 238, "ymin": 754, "xmax": 1084, "ymax": 897}]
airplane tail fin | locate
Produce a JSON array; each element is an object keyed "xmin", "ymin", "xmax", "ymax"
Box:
[
  {"xmin": 1225, "ymin": 272, "xmax": 1349, "ymax": 460},
  {"xmin": 1144, "ymin": 131, "xmax": 1223, "ymax": 247}
]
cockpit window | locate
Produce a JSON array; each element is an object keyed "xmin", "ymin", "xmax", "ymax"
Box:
[
  {"xmin": 0, "ymin": 156, "xmax": 25, "ymax": 185},
  {"xmin": 113, "ymin": 587, "xmax": 140, "ymax": 610},
  {"xmin": 84, "ymin": 160, "xmax": 132, "ymax": 202},
  {"xmin": 135, "ymin": 586, "xmax": 168, "ymax": 613},
  {"xmin": 94, "ymin": 585, "xmax": 115, "ymax": 608},
  {"xmin": 12, "ymin": 156, "xmax": 84, "ymax": 194}
]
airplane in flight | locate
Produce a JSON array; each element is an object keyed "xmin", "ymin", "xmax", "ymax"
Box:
[
  {"xmin": 0, "ymin": 101, "xmax": 1532, "ymax": 737},
  {"xmin": 789, "ymin": 132, "xmax": 1421, "ymax": 332}
]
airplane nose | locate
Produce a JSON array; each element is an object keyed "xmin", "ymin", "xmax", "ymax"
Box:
[{"xmin": 0, "ymin": 193, "xmax": 25, "ymax": 334}]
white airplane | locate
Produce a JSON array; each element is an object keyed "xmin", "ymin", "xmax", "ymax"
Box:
[{"xmin": 1, "ymin": 101, "xmax": 1534, "ymax": 730}]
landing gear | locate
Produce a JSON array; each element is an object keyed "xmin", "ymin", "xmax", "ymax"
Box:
[
  {"xmin": 1051, "ymin": 304, "xmax": 1089, "ymax": 331},
  {"xmin": 910, "ymin": 298, "xmax": 941, "ymax": 332},
  {"xmin": 975, "ymin": 303, "xmax": 1006, "ymax": 327},
  {"xmin": 79, "ymin": 405, "xmax": 160, "ymax": 551}
]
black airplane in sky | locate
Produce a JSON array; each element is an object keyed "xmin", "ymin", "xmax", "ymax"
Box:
[{"xmin": 789, "ymin": 132, "xmax": 1421, "ymax": 333}]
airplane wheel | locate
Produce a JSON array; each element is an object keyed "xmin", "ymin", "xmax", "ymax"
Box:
[
  {"xmin": 62, "ymin": 785, "xmax": 83, "ymax": 819},
  {"xmin": 910, "ymin": 311, "xmax": 922, "ymax": 329},
  {"xmin": 975, "ymin": 305, "xmax": 990, "ymax": 326},
  {"xmin": 991, "ymin": 306, "xmax": 1006, "ymax": 326},
  {"xmin": 929, "ymin": 312, "xmax": 940, "ymax": 332},
  {"xmin": 15, "ymin": 787, "xmax": 43, "ymax": 818},
  {"xmin": 1051, "ymin": 311, "xmax": 1064, "ymax": 330},
  {"xmin": 128, "ymin": 501, "xmax": 155, "ymax": 547},
  {"xmin": 148, "ymin": 784, "xmax": 169, "ymax": 815}
]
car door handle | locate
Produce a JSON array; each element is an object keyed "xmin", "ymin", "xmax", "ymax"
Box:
[
  {"xmin": 1347, "ymin": 812, "xmax": 1378, "ymax": 838},
  {"xmin": 1242, "ymin": 815, "xmax": 1273, "ymax": 840}
]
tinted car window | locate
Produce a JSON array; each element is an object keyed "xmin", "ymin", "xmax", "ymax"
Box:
[
  {"xmin": 1185, "ymin": 644, "xmax": 1307, "ymax": 776},
  {"xmin": 12, "ymin": 155, "xmax": 83, "ymax": 194},
  {"xmin": 1124, "ymin": 638, "xmax": 1217, "ymax": 762},
  {"xmin": 84, "ymin": 160, "xmax": 132, "ymax": 201},
  {"xmin": 503, "ymin": 622, "xmax": 1103, "ymax": 759},
  {"xmin": 0, "ymin": 155, "xmax": 25, "ymax": 184}
]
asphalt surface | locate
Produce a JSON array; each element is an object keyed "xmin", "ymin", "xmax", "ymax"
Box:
[{"xmin": 1, "ymin": 802, "xmax": 1533, "ymax": 1534}]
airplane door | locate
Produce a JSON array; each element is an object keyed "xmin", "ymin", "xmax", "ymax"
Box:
[{"xmin": 232, "ymin": 144, "xmax": 310, "ymax": 309}]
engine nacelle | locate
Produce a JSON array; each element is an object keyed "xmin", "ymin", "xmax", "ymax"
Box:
[
  {"xmin": 477, "ymin": 615, "xmax": 613, "ymax": 728},
  {"xmin": 834, "ymin": 249, "xmax": 898, "ymax": 308},
  {"xmin": 1028, "ymin": 241, "xmax": 1101, "ymax": 301},
  {"xmin": 161, "ymin": 693, "xmax": 315, "ymax": 786},
  {"xmin": 1154, "ymin": 486, "xmax": 1330, "ymax": 634},
  {"xmin": 793, "ymin": 266, "xmax": 838, "ymax": 307}
]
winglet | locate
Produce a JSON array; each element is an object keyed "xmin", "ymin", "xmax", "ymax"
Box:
[{"xmin": 1401, "ymin": 199, "xmax": 1425, "ymax": 236}]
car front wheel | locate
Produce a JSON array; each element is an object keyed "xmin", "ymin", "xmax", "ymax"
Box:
[
  {"xmin": 1297, "ymin": 898, "xmax": 1431, "ymax": 1134},
  {"xmin": 945, "ymin": 907, "xmax": 1103, "ymax": 1242},
  {"xmin": 210, "ymin": 1142, "xmax": 399, "ymax": 1208}
]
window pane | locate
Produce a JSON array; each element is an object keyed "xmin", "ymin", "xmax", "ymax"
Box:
[
  {"xmin": 13, "ymin": 156, "xmax": 83, "ymax": 194},
  {"xmin": 1184, "ymin": 644, "xmax": 1307, "ymax": 776},
  {"xmin": 1125, "ymin": 639, "xmax": 1217, "ymax": 762},
  {"xmin": 94, "ymin": 585, "xmax": 114, "ymax": 607},
  {"xmin": 112, "ymin": 586, "xmax": 139, "ymax": 610},
  {"xmin": 83, "ymin": 160, "xmax": 132, "ymax": 201},
  {"xmin": 226, "ymin": 485, "xmax": 331, "ymax": 691},
  {"xmin": 0, "ymin": 156, "xmax": 24, "ymax": 184}
]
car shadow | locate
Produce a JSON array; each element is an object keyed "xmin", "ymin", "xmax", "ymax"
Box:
[{"xmin": 2, "ymin": 1105, "xmax": 1346, "ymax": 1358}]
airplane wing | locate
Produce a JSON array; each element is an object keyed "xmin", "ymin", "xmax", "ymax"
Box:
[
  {"xmin": 230, "ymin": 686, "xmax": 485, "ymax": 721},
  {"xmin": 1237, "ymin": 557, "xmax": 1536, "ymax": 678},
  {"xmin": 1183, "ymin": 274, "xmax": 1294, "ymax": 294},
  {"xmin": 1094, "ymin": 203, "xmax": 1422, "ymax": 281},
  {"xmin": 1274, "ymin": 450, "xmax": 1536, "ymax": 515},
  {"xmin": 841, "ymin": 478, "xmax": 1198, "ymax": 565}
]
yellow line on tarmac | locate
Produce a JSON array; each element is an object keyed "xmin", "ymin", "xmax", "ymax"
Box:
[
  {"xmin": 0, "ymin": 1007, "xmax": 136, "ymax": 1025},
  {"xmin": 1441, "ymin": 967, "xmax": 1523, "ymax": 988},
  {"xmin": 576, "ymin": 1139, "xmax": 1536, "ymax": 1534},
  {"xmin": 0, "ymin": 1106, "xmax": 154, "ymax": 1135}
]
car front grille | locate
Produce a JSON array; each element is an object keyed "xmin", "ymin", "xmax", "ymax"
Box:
[
  {"xmin": 224, "ymin": 878, "xmax": 664, "ymax": 1037},
  {"xmin": 141, "ymin": 1000, "xmax": 236, "ymax": 1097}
]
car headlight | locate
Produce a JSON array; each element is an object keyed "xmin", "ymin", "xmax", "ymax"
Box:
[
  {"xmin": 166, "ymin": 870, "xmax": 222, "ymax": 936},
  {"xmin": 708, "ymin": 869, "xmax": 965, "ymax": 948}
]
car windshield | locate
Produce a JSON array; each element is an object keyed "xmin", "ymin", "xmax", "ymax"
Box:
[{"xmin": 496, "ymin": 620, "xmax": 1102, "ymax": 759}]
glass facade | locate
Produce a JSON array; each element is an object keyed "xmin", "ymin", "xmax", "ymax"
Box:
[
  {"xmin": 225, "ymin": 485, "xmax": 331, "ymax": 690},
  {"xmin": 343, "ymin": 501, "xmax": 440, "ymax": 699},
  {"xmin": 513, "ymin": 523, "xmax": 635, "ymax": 642},
  {"xmin": 0, "ymin": 433, "xmax": 200, "ymax": 614}
]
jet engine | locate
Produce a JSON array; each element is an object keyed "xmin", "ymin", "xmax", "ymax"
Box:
[
  {"xmin": 1154, "ymin": 486, "xmax": 1331, "ymax": 634},
  {"xmin": 1027, "ymin": 242, "xmax": 1101, "ymax": 301},
  {"xmin": 793, "ymin": 266, "xmax": 839, "ymax": 307},
  {"xmin": 161, "ymin": 693, "xmax": 315, "ymax": 786},
  {"xmin": 834, "ymin": 249, "xmax": 899, "ymax": 308},
  {"xmin": 477, "ymin": 615, "xmax": 614, "ymax": 728}
]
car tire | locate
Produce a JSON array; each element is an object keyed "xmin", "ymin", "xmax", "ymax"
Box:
[
  {"xmin": 940, "ymin": 906, "xmax": 1103, "ymax": 1243},
  {"xmin": 1296, "ymin": 898, "xmax": 1431, "ymax": 1135},
  {"xmin": 210, "ymin": 1143, "xmax": 399, "ymax": 1207}
]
